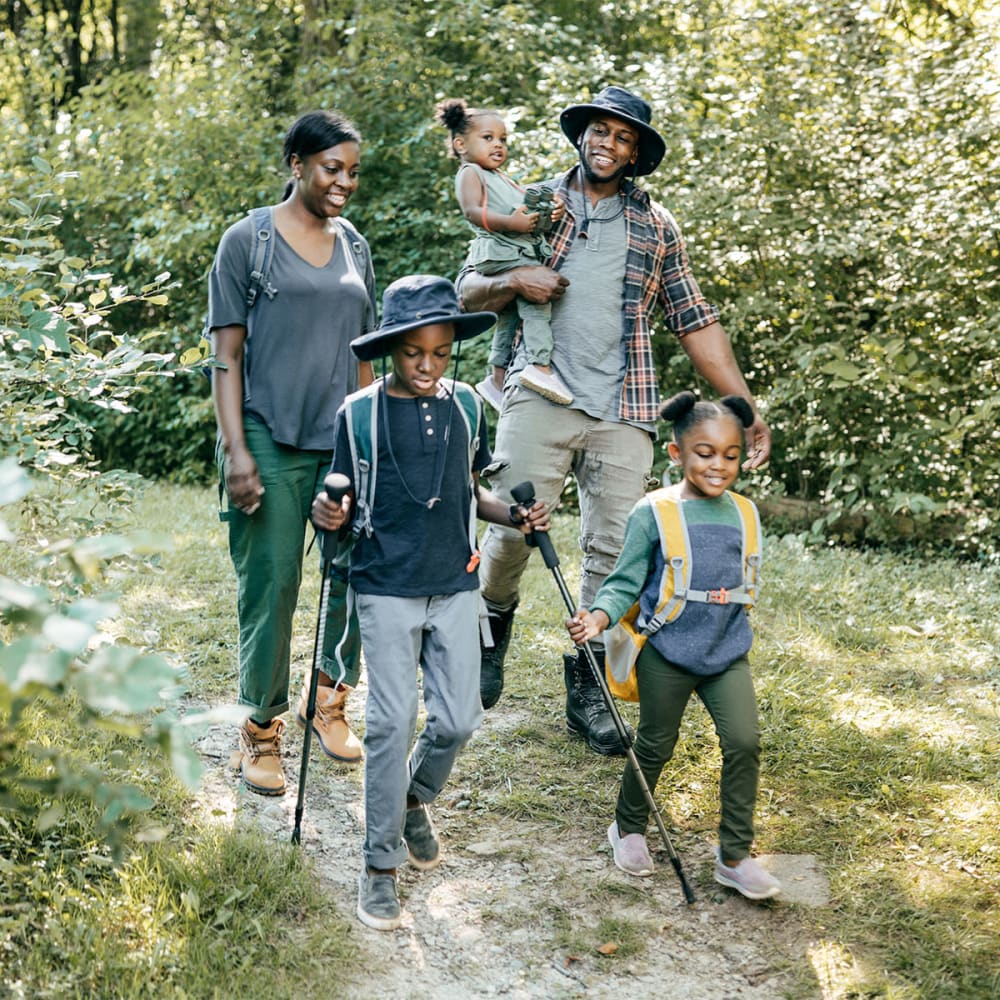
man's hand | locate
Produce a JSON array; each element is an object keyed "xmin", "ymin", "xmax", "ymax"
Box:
[
  {"xmin": 549, "ymin": 194, "xmax": 566, "ymax": 226},
  {"xmin": 742, "ymin": 415, "xmax": 771, "ymax": 471},
  {"xmin": 511, "ymin": 266, "xmax": 569, "ymax": 305},
  {"xmin": 459, "ymin": 265, "xmax": 569, "ymax": 314}
]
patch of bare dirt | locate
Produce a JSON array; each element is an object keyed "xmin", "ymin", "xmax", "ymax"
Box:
[{"xmin": 190, "ymin": 675, "xmax": 826, "ymax": 1000}]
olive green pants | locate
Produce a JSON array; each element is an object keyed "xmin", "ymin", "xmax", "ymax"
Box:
[
  {"xmin": 615, "ymin": 646, "xmax": 760, "ymax": 862},
  {"xmin": 218, "ymin": 417, "xmax": 361, "ymax": 722}
]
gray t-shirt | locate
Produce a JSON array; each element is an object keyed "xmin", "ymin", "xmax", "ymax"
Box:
[
  {"xmin": 208, "ymin": 211, "xmax": 376, "ymax": 451},
  {"xmin": 509, "ymin": 188, "xmax": 643, "ymax": 427}
]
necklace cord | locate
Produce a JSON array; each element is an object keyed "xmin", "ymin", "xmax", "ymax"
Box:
[{"xmin": 379, "ymin": 350, "xmax": 461, "ymax": 510}]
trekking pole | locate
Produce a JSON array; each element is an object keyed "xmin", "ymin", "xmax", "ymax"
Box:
[
  {"xmin": 510, "ymin": 481, "xmax": 696, "ymax": 904},
  {"xmin": 292, "ymin": 472, "xmax": 352, "ymax": 847}
]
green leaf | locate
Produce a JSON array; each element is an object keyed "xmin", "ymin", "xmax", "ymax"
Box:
[
  {"xmin": 0, "ymin": 638, "xmax": 71, "ymax": 691},
  {"xmin": 73, "ymin": 646, "xmax": 181, "ymax": 714},
  {"xmin": 0, "ymin": 460, "xmax": 30, "ymax": 505},
  {"xmin": 0, "ymin": 576, "xmax": 48, "ymax": 613},
  {"xmin": 179, "ymin": 346, "xmax": 205, "ymax": 366},
  {"xmin": 36, "ymin": 803, "xmax": 64, "ymax": 833},
  {"xmin": 168, "ymin": 736, "xmax": 203, "ymax": 790},
  {"xmin": 820, "ymin": 361, "xmax": 864, "ymax": 382},
  {"xmin": 41, "ymin": 613, "xmax": 94, "ymax": 654}
]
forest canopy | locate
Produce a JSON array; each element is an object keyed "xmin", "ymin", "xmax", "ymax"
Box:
[{"xmin": 2, "ymin": 0, "xmax": 998, "ymax": 550}]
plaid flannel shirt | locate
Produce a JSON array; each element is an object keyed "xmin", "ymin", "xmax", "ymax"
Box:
[{"xmin": 547, "ymin": 167, "xmax": 720, "ymax": 425}]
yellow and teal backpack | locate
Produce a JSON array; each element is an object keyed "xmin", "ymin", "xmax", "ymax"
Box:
[{"xmin": 604, "ymin": 485, "xmax": 762, "ymax": 701}]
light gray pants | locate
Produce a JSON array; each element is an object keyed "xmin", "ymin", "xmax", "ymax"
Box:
[
  {"xmin": 479, "ymin": 387, "xmax": 654, "ymax": 615},
  {"xmin": 356, "ymin": 589, "xmax": 483, "ymax": 870}
]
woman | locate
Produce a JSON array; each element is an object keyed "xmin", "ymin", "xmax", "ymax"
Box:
[{"xmin": 208, "ymin": 110, "xmax": 375, "ymax": 795}]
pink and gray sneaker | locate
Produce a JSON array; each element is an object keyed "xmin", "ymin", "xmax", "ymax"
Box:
[
  {"xmin": 714, "ymin": 849, "xmax": 781, "ymax": 900},
  {"xmin": 607, "ymin": 821, "xmax": 654, "ymax": 877}
]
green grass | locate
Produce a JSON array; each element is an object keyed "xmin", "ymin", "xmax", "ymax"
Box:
[{"xmin": 2, "ymin": 483, "xmax": 999, "ymax": 998}]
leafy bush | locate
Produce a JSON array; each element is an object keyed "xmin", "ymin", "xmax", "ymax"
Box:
[
  {"xmin": 4, "ymin": 2, "xmax": 997, "ymax": 550},
  {"xmin": 648, "ymin": 5, "xmax": 999, "ymax": 550},
  {"xmin": 1, "ymin": 160, "xmax": 202, "ymax": 506},
  {"xmin": 0, "ymin": 166, "xmax": 227, "ymax": 853},
  {"xmin": 0, "ymin": 459, "xmax": 212, "ymax": 857}
]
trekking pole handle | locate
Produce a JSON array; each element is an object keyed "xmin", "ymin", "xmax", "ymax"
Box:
[
  {"xmin": 324, "ymin": 472, "xmax": 351, "ymax": 504},
  {"xmin": 319, "ymin": 473, "xmax": 352, "ymax": 562},
  {"xmin": 510, "ymin": 481, "xmax": 559, "ymax": 569}
]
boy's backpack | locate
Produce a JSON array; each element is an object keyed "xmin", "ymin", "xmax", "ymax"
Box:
[
  {"xmin": 342, "ymin": 377, "xmax": 483, "ymax": 558},
  {"xmin": 604, "ymin": 485, "xmax": 762, "ymax": 701},
  {"xmin": 200, "ymin": 207, "xmax": 370, "ymax": 369}
]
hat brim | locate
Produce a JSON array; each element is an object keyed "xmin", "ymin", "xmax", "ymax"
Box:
[
  {"xmin": 350, "ymin": 310, "xmax": 497, "ymax": 362},
  {"xmin": 559, "ymin": 105, "xmax": 666, "ymax": 177}
]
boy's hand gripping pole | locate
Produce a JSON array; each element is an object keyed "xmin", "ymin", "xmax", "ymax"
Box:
[
  {"xmin": 292, "ymin": 473, "xmax": 352, "ymax": 846},
  {"xmin": 510, "ymin": 481, "xmax": 696, "ymax": 904}
]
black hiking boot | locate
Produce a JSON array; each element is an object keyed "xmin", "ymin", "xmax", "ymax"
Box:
[
  {"xmin": 564, "ymin": 650, "xmax": 632, "ymax": 756},
  {"xmin": 480, "ymin": 603, "xmax": 516, "ymax": 710}
]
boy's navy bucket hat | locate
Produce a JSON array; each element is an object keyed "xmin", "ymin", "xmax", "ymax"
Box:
[
  {"xmin": 351, "ymin": 274, "xmax": 497, "ymax": 362},
  {"xmin": 559, "ymin": 85, "xmax": 666, "ymax": 177}
]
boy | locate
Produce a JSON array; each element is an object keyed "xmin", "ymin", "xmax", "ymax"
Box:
[{"xmin": 311, "ymin": 274, "xmax": 549, "ymax": 930}]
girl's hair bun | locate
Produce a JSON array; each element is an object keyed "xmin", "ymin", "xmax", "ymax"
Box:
[
  {"xmin": 659, "ymin": 390, "xmax": 697, "ymax": 423},
  {"xmin": 435, "ymin": 98, "xmax": 469, "ymax": 130},
  {"xmin": 720, "ymin": 394, "xmax": 754, "ymax": 428},
  {"xmin": 660, "ymin": 390, "xmax": 755, "ymax": 444}
]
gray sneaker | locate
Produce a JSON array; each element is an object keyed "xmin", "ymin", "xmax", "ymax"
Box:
[
  {"xmin": 357, "ymin": 869, "xmax": 401, "ymax": 930},
  {"xmin": 519, "ymin": 364, "xmax": 573, "ymax": 406},
  {"xmin": 403, "ymin": 803, "xmax": 441, "ymax": 870},
  {"xmin": 475, "ymin": 376, "xmax": 504, "ymax": 414},
  {"xmin": 607, "ymin": 821, "xmax": 654, "ymax": 877},
  {"xmin": 714, "ymin": 850, "xmax": 781, "ymax": 900}
]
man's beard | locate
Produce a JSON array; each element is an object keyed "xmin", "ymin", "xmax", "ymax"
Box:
[{"xmin": 578, "ymin": 149, "xmax": 631, "ymax": 189}]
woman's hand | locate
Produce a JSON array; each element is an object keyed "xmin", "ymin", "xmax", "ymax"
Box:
[
  {"xmin": 224, "ymin": 445, "xmax": 264, "ymax": 515},
  {"xmin": 311, "ymin": 490, "xmax": 352, "ymax": 532},
  {"xmin": 566, "ymin": 608, "xmax": 609, "ymax": 645}
]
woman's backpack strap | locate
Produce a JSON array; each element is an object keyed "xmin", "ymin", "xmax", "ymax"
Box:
[{"xmin": 246, "ymin": 207, "xmax": 277, "ymax": 309}]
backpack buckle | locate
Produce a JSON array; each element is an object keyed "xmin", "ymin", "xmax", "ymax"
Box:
[{"xmin": 707, "ymin": 587, "xmax": 730, "ymax": 605}]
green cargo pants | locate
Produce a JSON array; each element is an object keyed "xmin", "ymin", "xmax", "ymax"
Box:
[
  {"xmin": 218, "ymin": 416, "xmax": 361, "ymax": 722},
  {"xmin": 615, "ymin": 647, "xmax": 760, "ymax": 863}
]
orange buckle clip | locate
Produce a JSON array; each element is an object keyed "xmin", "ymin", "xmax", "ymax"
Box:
[
  {"xmin": 707, "ymin": 587, "xmax": 730, "ymax": 605},
  {"xmin": 466, "ymin": 550, "xmax": 481, "ymax": 573}
]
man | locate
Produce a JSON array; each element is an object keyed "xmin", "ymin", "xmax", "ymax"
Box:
[{"xmin": 459, "ymin": 86, "xmax": 771, "ymax": 755}]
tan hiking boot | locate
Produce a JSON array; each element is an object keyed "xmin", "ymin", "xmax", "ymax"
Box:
[
  {"xmin": 297, "ymin": 682, "xmax": 363, "ymax": 763},
  {"xmin": 238, "ymin": 718, "xmax": 287, "ymax": 796}
]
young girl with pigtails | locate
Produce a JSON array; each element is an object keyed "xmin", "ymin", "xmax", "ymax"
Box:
[
  {"xmin": 435, "ymin": 97, "xmax": 571, "ymax": 412},
  {"xmin": 566, "ymin": 391, "xmax": 782, "ymax": 900}
]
